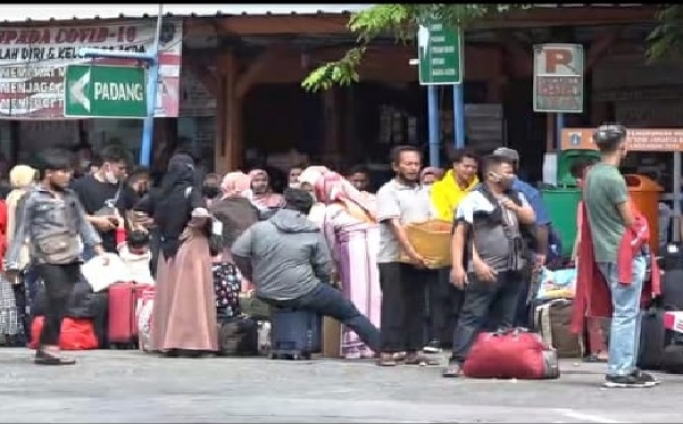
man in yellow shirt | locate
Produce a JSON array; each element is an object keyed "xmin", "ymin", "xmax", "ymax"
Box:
[
  {"xmin": 431, "ymin": 149, "xmax": 479, "ymax": 222},
  {"xmin": 425, "ymin": 148, "xmax": 479, "ymax": 351}
]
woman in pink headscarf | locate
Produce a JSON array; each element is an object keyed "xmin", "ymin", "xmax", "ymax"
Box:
[
  {"xmin": 210, "ymin": 172, "xmax": 260, "ymax": 297},
  {"xmin": 246, "ymin": 169, "xmax": 284, "ymax": 217},
  {"xmin": 299, "ymin": 166, "xmax": 381, "ymax": 359}
]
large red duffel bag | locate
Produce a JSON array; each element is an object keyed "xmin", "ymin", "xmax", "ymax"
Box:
[
  {"xmin": 463, "ymin": 327, "xmax": 560, "ymax": 380},
  {"xmin": 29, "ymin": 316, "xmax": 99, "ymax": 351}
]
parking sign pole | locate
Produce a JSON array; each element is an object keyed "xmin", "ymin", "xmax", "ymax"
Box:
[
  {"xmin": 427, "ymin": 85, "xmax": 440, "ymax": 167},
  {"xmin": 555, "ymin": 113, "xmax": 565, "ymax": 150},
  {"xmin": 140, "ymin": 4, "xmax": 164, "ymax": 167},
  {"xmin": 78, "ymin": 4, "xmax": 164, "ymax": 166}
]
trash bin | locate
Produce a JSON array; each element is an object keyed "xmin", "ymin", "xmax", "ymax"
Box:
[
  {"xmin": 557, "ymin": 149, "xmax": 601, "ymax": 183},
  {"xmin": 542, "ymin": 184, "xmax": 582, "ymax": 258},
  {"xmin": 624, "ymin": 174, "xmax": 663, "ymax": 254}
]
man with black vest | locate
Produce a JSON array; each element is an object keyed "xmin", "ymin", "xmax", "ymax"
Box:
[{"xmin": 442, "ymin": 154, "xmax": 536, "ymax": 378}]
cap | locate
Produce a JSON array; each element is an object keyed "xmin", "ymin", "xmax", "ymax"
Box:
[
  {"xmin": 593, "ymin": 124, "xmax": 627, "ymax": 145},
  {"xmin": 492, "ymin": 147, "xmax": 520, "ymax": 162}
]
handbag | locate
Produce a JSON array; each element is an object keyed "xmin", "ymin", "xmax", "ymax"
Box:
[
  {"xmin": 463, "ymin": 327, "xmax": 560, "ymax": 380},
  {"xmin": 94, "ymin": 183, "xmax": 122, "ymax": 217},
  {"xmin": 34, "ymin": 198, "xmax": 80, "ymax": 265}
]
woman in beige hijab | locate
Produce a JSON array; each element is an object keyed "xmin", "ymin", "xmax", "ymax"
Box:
[{"xmin": 5, "ymin": 165, "xmax": 36, "ymax": 281}]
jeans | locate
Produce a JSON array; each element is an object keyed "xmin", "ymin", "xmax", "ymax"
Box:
[
  {"xmin": 266, "ymin": 283, "xmax": 380, "ymax": 352},
  {"xmin": 33, "ymin": 263, "xmax": 80, "ymax": 347},
  {"xmin": 597, "ymin": 255, "xmax": 646, "ymax": 377},
  {"xmin": 378, "ymin": 262, "xmax": 428, "ymax": 353},
  {"xmin": 426, "ymin": 267, "xmax": 464, "ymax": 347},
  {"xmin": 451, "ymin": 270, "xmax": 523, "ymax": 364}
]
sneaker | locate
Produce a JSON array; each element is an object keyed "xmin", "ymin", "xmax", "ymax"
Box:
[
  {"xmin": 604, "ymin": 371, "xmax": 657, "ymax": 388},
  {"xmin": 634, "ymin": 369, "xmax": 661, "ymax": 386},
  {"xmin": 423, "ymin": 339, "xmax": 442, "ymax": 354}
]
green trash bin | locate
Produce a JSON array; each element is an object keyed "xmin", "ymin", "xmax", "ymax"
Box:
[
  {"xmin": 557, "ymin": 149, "xmax": 601, "ymax": 184},
  {"xmin": 542, "ymin": 184, "xmax": 582, "ymax": 258}
]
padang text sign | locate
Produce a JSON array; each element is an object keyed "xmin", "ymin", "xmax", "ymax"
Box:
[
  {"xmin": 0, "ymin": 21, "xmax": 182, "ymax": 119},
  {"xmin": 561, "ymin": 128, "xmax": 683, "ymax": 152}
]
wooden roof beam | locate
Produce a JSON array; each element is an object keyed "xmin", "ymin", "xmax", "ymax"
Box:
[
  {"xmin": 216, "ymin": 15, "xmax": 350, "ymax": 36},
  {"xmin": 473, "ymin": 5, "xmax": 658, "ymax": 29},
  {"xmin": 236, "ymin": 46, "xmax": 289, "ymax": 99}
]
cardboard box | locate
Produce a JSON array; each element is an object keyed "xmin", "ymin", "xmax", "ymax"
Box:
[{"xmin": 322, "ymin": 317, "xmax": 341, "ymax": 358}]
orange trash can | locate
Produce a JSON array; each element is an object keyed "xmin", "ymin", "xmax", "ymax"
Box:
[{"xmin": 624, "ymin": 174, "xmax": 663, "ymax": 254}]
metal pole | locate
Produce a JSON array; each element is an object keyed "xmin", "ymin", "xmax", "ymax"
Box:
[
  {"xmin": 453, "ymin": 83, "xmax": 465, "ymax": 148},
  {"xmin": 555, "ymin": 113, "xmax": 565, "ymax": 150},
  {"xmin": 427, "ymin": 85, "xmax": 440, "ymax": 167},
  {"xmin": 673, "ymin": 152, "xmax": 681, "ymax": 243},
  {"xmin": 139, "ymin": 3, "xmax": 164, "ymax": 167}
]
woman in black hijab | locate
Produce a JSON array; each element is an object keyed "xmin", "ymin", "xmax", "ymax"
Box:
[{"xmin": 137, "ymin": 153, "xmax": 218, "ymax": 357}]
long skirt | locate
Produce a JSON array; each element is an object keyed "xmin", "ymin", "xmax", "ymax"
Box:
[
  {"xmin": 0, "ymin": 276, "xmax": 18, "ymax": 336},
  {"xmin": 337, "ymin": 223, "xmax": 381, "ymax": 359},
  {"xmin": 150, "ymin": 229, "xmax": 218, "ymax": 353}
]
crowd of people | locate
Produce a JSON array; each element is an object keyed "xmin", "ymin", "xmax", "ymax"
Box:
[{"xmin": 0, "ymin": 124, "xmax": 660, "ymax": 388}]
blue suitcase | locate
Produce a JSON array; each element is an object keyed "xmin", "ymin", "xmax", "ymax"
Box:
[{"xmin": 269, "ymin": 308, "xmax": 322, "ymax": 360}]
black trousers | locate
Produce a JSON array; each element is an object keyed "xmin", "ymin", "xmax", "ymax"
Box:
[
  {"xmin": 378, "ymin": 262, "xmax": 430, "ymax": 353},
  {"xmin": 451, "ymin": 270, "xmax": 523, "ymax": 364},
  {"xmin": 427, "ymin": 267, "xmax": 464, "ymax": 347},
  {"xmin": 34, "ymin": 263, "xmax": 80, "ymax": 347}
]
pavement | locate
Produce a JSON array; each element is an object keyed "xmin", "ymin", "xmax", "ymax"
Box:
[{"xmin": 0, "ymin": 349, "xmax": 681, "ymax": 423}]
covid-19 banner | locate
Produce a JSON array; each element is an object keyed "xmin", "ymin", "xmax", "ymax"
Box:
[{"xmin": 0, "ymin": 20, "xmax": 182, "ymax": 119}]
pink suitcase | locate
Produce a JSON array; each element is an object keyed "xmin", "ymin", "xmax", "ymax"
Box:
[{"xmin": 108, "ymin": 282, "xmax": 152, "ymax": 348}]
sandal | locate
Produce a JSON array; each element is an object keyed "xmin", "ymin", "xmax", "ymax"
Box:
[
  {"xmin": 404, "ymin": 352, "xmax": 440, "ymax": 366},
  {"xmin": 583, "ymin": 353, "xmax": 608, "ymax": 363},
  {"xmin": 442, "ymin": 363, "xmax": 463, "ymax": 378},
  {"xmin": 377, "ymin": 353, "xmax": 397, "ymax": 367},
  {"xmin": 34, "ymin": 349, "xmax": 76, "ymax": 366}
]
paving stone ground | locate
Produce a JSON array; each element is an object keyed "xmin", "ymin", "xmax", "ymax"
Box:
[{"xmin": 0, "ymin": 349, "xmax": 680, "ymax": 423}]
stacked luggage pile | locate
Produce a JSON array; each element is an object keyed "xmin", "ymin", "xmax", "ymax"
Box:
[
  {"xmin": 4, "ymin": 259, "xmax": 325, "ymax": 360},
  {"xmin": 214, "ymin": 262, "xmax": 322, "ymax": 360}
]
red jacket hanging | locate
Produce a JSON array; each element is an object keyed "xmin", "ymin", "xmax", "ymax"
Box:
[{"xmin": 571, "ymin": 199, "xmax": 661, "ymax": 335}]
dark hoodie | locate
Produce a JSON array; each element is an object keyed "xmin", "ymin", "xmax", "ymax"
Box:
[{"xmin": 231, "ymin": 208, "xmax": 334, "ymax": 300}]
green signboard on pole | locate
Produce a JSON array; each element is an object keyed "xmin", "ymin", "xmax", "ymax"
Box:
[
  {"xmin": 64, "ymin": 64, "xmax": 147, "ymax": 118},
  {"xmin": 418, "ymin": 20, "xmax": 463, "ymax": 85}
]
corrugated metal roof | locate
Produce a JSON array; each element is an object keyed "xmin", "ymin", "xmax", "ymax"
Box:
[{"xmin": 0, "ymin": 4, "xmax": 374, "ymax": 23}]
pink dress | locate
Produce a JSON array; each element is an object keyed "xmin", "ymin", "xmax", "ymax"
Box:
[{"xmin": 322, "ymin": 203, "xmax": 381, "ymax": 359}]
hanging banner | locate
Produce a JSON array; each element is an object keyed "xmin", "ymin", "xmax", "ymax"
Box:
[
  {"xmin": 561, "ymin": 128, "xmax": 683, "ymax": 152},
  {"xmin": 0, "ymin": 20, "xmax": 182, "ymax": 119}
]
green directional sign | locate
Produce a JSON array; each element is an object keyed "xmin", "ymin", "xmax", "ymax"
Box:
[
  {"xmin": 64, "ymin": 64, "xmax": 147, "ymax": 118},
  {"xmin": 418, "ymin": 20, "xmax": 463, "ymax": 85}
]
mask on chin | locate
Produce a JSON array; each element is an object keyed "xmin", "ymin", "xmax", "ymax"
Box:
[{"xmin": 104, "ymin": 170, "xmax": 119, "ymax": 184}]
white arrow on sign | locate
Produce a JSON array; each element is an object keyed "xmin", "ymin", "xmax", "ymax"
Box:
[{"xmin": 70, "ymin": 69, "xmax": 91, "ymax": 112}]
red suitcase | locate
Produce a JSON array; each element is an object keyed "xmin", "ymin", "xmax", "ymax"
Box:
[
  {"xmin": 108, "ymin": 282, "xmax": 152, "ymax": 348},
  {"xmin": 463, "ymin": 327, "xmax": 560, "ymax": 380}
]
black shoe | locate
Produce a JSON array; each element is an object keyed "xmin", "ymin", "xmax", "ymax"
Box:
[
  {"xmin": 604, "ymin": 371, "xmax": 657, "ymax": 388},
  {"xmin": 424, "ymin": 339, "xmax": 442, "ymax": 354},
  {"xmin": 34, "ymin": 349, "xmax": 76, "ymax": 366},
  {"xmin": 442, "ymin": 362, "xmax": 463, "ymax": 378},
  {"xmin": 634, "ymin": 369, "xmax": 661, "ymax": 386}
]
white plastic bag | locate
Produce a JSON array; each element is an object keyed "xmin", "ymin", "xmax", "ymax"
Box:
[
  {"xmin": 136, "ymin": 287, "xmax": 155, "ymax": 352},
  {"xmin": 81, "ymin": 253, "xmax": 130, "ymax": 292}
]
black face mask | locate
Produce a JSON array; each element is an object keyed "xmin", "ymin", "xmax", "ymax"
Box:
[{"xmin": 202, "ymin": 185, "xmax": 220, "ymax": 199}]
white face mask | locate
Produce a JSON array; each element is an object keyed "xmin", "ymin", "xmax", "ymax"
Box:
[
  {"xmin": 104, "ymin": 169, "xmax": 119, "ymax": 184},
  {"xmin": 289, "ymin": 182, "xmax": 301, "ymax": 189}
]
